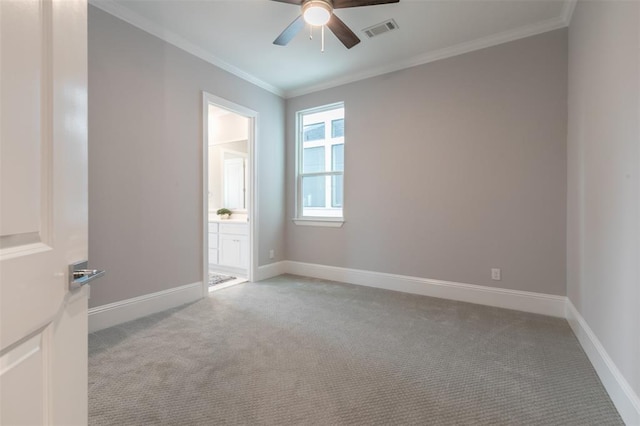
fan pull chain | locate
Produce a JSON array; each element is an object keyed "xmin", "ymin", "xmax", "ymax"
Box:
[
  {"xmin": 321, "ymin": 25, "xmax": 325, "ymax": 52},
  {"xmin": 309, "ymin": 25, "xmax": 313, "ymax": 40}
]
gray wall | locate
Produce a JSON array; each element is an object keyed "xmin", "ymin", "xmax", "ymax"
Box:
[
  {"xmin": 567, "ymin": 1, "xmax": 640, "ymax": 398},
  {"xmin": 88, "ymin": 6, "xmax": 285, "ymax": 307},
  {"xmin": 286, "ymin": 29, "xmax": 568, "ymax": 295}
]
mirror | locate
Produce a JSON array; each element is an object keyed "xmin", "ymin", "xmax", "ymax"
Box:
[
  {"xmin": 208, "ymin": 105, "xmax": 249, "ymax": 215},
  {"xmin": 208, "ymin": 140, "xmax": 248, "ymax": 213},
  {"xmin": 222, "ymin": 150, "xmax": 247, "ymax": 210}
]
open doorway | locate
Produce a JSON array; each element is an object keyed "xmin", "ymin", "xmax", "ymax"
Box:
[{"xmin": 202, "ymin": 93, "xmax": 256, "ymax": 294}]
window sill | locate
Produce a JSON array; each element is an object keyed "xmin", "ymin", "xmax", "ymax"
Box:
[{"xmin": 293, "ymin": 218, "xmax": 344, "ymax": 228}]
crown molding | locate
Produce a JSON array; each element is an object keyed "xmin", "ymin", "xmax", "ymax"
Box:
[
  {"xmin": 285, "ymin": 14, "xmax": 569, "ymax": 98},
  {"xmin": 562, "ymin": 0, "xmax": 578, "ymax": 26},
  {"xmin": 88, "ymin": 0, "xmax": 284, "ymax": 98}
]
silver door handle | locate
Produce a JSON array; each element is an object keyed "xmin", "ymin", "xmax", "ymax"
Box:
[{"xmin": 69, "ymin": 260, "xmax": 105, "ymax": 290}]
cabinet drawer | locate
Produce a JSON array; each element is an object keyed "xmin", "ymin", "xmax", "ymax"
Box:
[
  {"xmin": 219, "ymin": 223, "xmax": 248, "ymax": 235},
  {"xmin": 208, "ymin": 222, "xmax": 218, "ymax": 233}
]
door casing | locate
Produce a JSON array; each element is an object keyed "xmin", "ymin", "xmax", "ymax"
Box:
[{"xmin": 202, "ymin": 92, "xmax": 258, "ymax": 294}]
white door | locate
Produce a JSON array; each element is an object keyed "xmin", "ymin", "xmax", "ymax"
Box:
[{"xmin": 0, "ymin": 0, "xmax": 89, "ymax": 424}]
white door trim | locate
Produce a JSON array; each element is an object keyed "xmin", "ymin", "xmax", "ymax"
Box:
[{"xmin": 202, "ymin": 92, "xmax": 258, "ymax": 296}]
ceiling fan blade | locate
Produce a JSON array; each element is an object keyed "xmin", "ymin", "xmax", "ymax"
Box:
[
  {"xmin": 270, "ymin": 0, "xmax": 303, "ymax": 4},
  {"xmin": 333, "ymin": 0, "xmax": 399, "ymax": 8},
  {"xmin": 326, "ymin": 14, "xmax": 361, "ymax": 49},
  {"xmin": 273, "ymin": 15, "xmax": 305, "ymax": 46}
]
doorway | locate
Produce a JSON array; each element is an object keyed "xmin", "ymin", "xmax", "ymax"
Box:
[{"xmin": 202, "ymin": 93, "xmax": 257, "ymax": 294}]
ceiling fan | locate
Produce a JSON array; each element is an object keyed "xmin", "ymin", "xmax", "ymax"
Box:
[{"xmin": 271, "ymin": 0, "xmax": 400, "ymax": 50}]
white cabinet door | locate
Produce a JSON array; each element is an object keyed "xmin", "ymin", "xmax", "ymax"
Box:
[
  {"xmin": 0, "ymin": 0, "xmax": 89, "ymax": 424},
  {"xmin": 219, "ymin": 234, "xmax": 248, "ymax": 269}
]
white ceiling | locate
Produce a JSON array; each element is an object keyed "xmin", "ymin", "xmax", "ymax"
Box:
[{"xmin": 91, "ymin": 0, "xmax": 576, "ymax": 98}]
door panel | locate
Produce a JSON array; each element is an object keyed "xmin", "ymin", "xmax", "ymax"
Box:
[
  {"xmin": 0, "ymin": 334, "xmax": 46, "ymax": 426},
  {"xmin": 0, "ymin": 0, "xmax": 45, "ymax": 239},
  {"xmin": 1, "ymin": 0, "xmax": 59, "ymax": 355},
  {"xmin": 0, "ymin": 0, "xmax": 88, "ymax": 424}
]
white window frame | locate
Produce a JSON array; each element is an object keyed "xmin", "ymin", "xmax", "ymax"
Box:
[{"xmin": 294, "ymin": 102, "xmax": 345, "ymax": 227}]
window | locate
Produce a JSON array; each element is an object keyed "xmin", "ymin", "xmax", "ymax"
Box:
[{"xmin": 296, "ymin": 103, "xmax": 345, "ymax": 224}]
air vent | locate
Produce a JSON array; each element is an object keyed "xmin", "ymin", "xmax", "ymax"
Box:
[{"xmin": 363, "ymin": 19, "xmax": 399, "ymax": 39}]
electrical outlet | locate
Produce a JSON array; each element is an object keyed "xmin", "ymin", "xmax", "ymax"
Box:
[
  {"xmin": 491, "ymin": 268, "xmax": 501, "ymax": 281},
  {"xmin": 269, "ymin": 249, "xmax": 275, "ymax": 259}
]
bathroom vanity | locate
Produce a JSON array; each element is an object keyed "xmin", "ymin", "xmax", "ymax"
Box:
[{"xmin": 208, "ymin": 218, "xmax": 248, "ymax": 274}]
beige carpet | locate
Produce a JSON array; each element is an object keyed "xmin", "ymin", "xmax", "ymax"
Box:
[{"xmin": 89, "ymin": 274, "xmax": 623, "ymax": 425}]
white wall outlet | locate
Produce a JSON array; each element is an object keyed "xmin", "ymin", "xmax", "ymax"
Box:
[
  {"xmin": 269, "ymin": 249, "xmax": 275, "ymax": 259},
  {"xmin": 491, "ymin": 268, "xmax": 501, "ymax": 281}
]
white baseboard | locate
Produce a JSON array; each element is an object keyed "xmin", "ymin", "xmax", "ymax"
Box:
[
  {"xmin": 283, "ymin": 261, "xmax": 566, "ymax": 318},
  {"xmin": 255, "ymin": 261, "xmax": 286, "ymax": 282},
  {"xmin": 88, "ymin": 281, "xmax": 203, "ymax": 333},
  {"xmin": 566, "ymin": 300, "xmax": 640, "ymax": 426}
]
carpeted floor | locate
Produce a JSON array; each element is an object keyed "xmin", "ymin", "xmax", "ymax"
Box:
[{"xmin": 89, "ymin": 275, "xmax": 623, "ymax": 425}]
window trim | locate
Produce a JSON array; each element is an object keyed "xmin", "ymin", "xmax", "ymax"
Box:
[
  {"xmin": 292, "ymin": 218, "xmax": 344, "ymax": 228},
  {"xmin": 294, "ymin": 102, "xmax": 345, "ymax": 226}
]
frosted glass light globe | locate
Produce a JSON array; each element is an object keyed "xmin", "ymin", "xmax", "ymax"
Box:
[{"xmin": 303, "ymin": 1, "xmax": 331, "ymax": 26}]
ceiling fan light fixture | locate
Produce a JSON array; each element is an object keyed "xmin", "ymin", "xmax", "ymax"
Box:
[{"xmin": 302, "ymin": 1, "xmax": 332, "ymax": 26}]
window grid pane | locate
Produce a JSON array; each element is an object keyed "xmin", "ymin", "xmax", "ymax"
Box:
[
  {"xmin": 331, "ymin": 119, "xmax": 344, "ymax": 138},
  {"xmin": 303, "ymin": 146, "xmax": 325, "ymax": 173},
  {"xmin": 303, "ymin": 122, "xmax": 325, "ymax": 142},
  {"xmin": 332, "ymin": 175, "xmax": 343, "ymax": 208},
  {"xmin": 332, "ymin": 144, "xmax": 344, "ymax": 172},
  {"xmin": 301, "ymin": 175, "xmax": 326, "ymax": 208}
]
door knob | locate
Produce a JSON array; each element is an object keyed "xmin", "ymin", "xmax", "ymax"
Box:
[{"xmin": 69, "ymin": 260, "xmax": 105, "ymax": 290}]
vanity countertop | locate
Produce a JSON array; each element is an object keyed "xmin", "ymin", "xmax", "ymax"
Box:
[{"xmin": 208, "ymin": 217, "xmax": 248, "ymax": 224}]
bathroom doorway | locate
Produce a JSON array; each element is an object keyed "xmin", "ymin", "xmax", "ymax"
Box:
[{"xmin": 202, "ymin": 92, "xmax": 256, "ymax": 293}]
